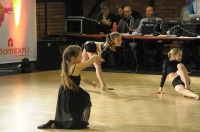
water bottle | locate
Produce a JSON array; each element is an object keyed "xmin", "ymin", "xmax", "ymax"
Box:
[{"xmin": 112, "ymin": 22, "xmax": 117, "ymax": 32}]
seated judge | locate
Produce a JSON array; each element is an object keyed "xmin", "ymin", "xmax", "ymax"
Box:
[
  {"xmin": 136, "ymin": 6, "xmax": 162, "ymax": 34},
  {"xmin": 96, "ymin": 2, "xmax": 116, "ymax": 30},
  {"xmin": 117, "ymin": 6, "xmax": 139, "ymax": 70},
  {"xmin": 115, "ymin": 4, "xmax": 124, "ymax": 24},
  {"xmin": 115, "ymin": 4, "xmax": 142, "ymax": 25},
  {"xmin": 117, "ymin": 6, "xmax": 139, "ymax": 33},
  {"xmin": 136, "ymin": 6, "xmax": 163, "ymax": 68},
  {"xmin": 180, "ymin": 0, "xmax": 190, "ymax": 21}
]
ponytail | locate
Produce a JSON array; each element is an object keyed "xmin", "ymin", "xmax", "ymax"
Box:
[
  {"xmin": 61, "ymin": 45, "xmax": 81, "ymax": 90},
  {"xmin": 105, "ymin": 32, "xmax": 121, "ymax": 51}
]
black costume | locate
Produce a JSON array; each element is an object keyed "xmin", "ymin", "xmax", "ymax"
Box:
[
  {"xmin": 83, "ymin": 41, "xmax": 121, "ymax": 68},
  {"xmin": 38, "ymin": 65, "xmax": 91, "ymax": 129},
  {"xmin": 160, "ymin": 60, "xmax": 186, "ymax": 88},
  {"xmin": 83, "ymin": 41, "xmax": 111, "ymax": 59}
]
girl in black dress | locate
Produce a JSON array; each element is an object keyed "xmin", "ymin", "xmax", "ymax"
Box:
[
  {"xmin": 82, "ymin": 32, "xmax": 122, "ymax": 90},
  {"xmin": 37, "ymin": 45, "xmax": 104, "ymax": 129},
  {"xmin": 156, "ymin": 48, "xmax": 199, "ymax": 100}
]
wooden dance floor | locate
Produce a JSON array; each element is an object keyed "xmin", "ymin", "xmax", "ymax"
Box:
[{"xmin": 0, "ymin": 70, "xmax": 200, "ymax": 132}]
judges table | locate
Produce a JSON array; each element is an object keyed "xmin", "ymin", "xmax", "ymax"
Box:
[
  {"xmin": 124, "ymin": 35, "xmax": 200, "ymax": 72},
  {"xmin": 64, "ymin": 33, "xmax": 200, "ymax": 72}
]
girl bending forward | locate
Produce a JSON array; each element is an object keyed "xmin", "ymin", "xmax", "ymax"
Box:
[{"xmin": 82, "ymin": 32, "xmax": 122, "ymax": 90}]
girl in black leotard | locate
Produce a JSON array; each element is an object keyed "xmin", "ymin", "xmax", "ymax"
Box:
[
  {"xmin": 37, "ymin": 45, "xmax": 104, "ymax": 129},
  {"xmin": 156, "ymin": 48, "xmax": 199, "ymax": 100},
  {"xmin": 82, "ymin": 32, "xmax": 122, "ymax": 90}
]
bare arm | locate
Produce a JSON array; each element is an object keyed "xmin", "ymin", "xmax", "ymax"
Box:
[
  {"xmin": 77, "ymin": 54, "xmax": 104, "ymax": 71},
  {"xmin": 81, "ymin": 77, "xmax": 99, "ymax": 88}
]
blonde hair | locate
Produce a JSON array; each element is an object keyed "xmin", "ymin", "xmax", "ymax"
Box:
[
  {"xmin": 105, "ymin": 32, "xmax": 121, "ymax": 51},
  {"xmin": 168, "ymin": 48, "xmax": 182, "ymax": 60},
  {"xmin": 61, "ymin": 45, "xmax": 82, "ymax": 90}
]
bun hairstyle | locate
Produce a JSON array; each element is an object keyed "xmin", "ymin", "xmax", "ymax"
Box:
[
  {"xmin": 105, "ymin": 32, "xmax": 121, "ymax": 51},
  {"xmin": 168, "ymin": 48, "xmax": 182, "ymax": 60}
]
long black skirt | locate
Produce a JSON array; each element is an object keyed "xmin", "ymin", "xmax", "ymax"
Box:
[{"xmin": 54, "ymin": 85, "xmax": 92, "ymax": 129}]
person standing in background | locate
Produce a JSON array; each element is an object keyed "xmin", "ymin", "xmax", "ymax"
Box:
[
  {"xmin": 180, "ymin": 0, "xmax": 191, "ymax": 21},
  {"xmin": 189, "ymin": 0, "xmax": 200, "ymax": 14}
]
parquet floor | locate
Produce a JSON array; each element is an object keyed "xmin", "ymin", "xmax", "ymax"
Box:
[{"xmin": 0, "ymin": 70, "xmax": 200, "ymax": 132}]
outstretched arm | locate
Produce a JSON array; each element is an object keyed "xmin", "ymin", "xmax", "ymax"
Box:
[
  {"xmin": 156, "ymin": 61, "xmax": 168, "ymax": 94},
  {"xmin": 81, "ymin": 77, "xmax": 99, "ymax": 88},
  {"xmin": 78, "ymin": 54, "xmax": 104, "ymax": 71},
  {"xmin": 155, "ymin": 87, "xmax": 164, "ymax": 94}
]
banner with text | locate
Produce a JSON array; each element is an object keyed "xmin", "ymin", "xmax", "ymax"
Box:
[{"xmin": 0, "ymin": 0, "xmax": 37, "ymax": 64}]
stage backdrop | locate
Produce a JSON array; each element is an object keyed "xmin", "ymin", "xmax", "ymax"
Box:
[{"xmin": 0, "ymin": 0, "xmax": 37, "ymax": 64}]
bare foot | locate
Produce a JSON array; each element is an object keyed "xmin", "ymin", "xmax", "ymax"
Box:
[
  {"xmin": 100, "ymin": 86, "xmax": 106, "ymax": 91},
  {"xmin": 100, "ymin": 86, "xmax": 114, "ymax": 91},
  {"xmin": 183, "ymin": 94, "xmax": 199, "ymax": 100}
]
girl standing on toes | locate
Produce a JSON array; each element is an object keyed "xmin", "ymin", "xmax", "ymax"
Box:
[
  {"xmin": 82, "ymin": 32, "xmax": 122, "ymax": 90},
  {"xmin": 156, "ymin": 48, "xmax": 199, "ymax": 100},
  {"xmin": 37, "ymin": 45, "xmax": 104, "ymax": 129}
]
